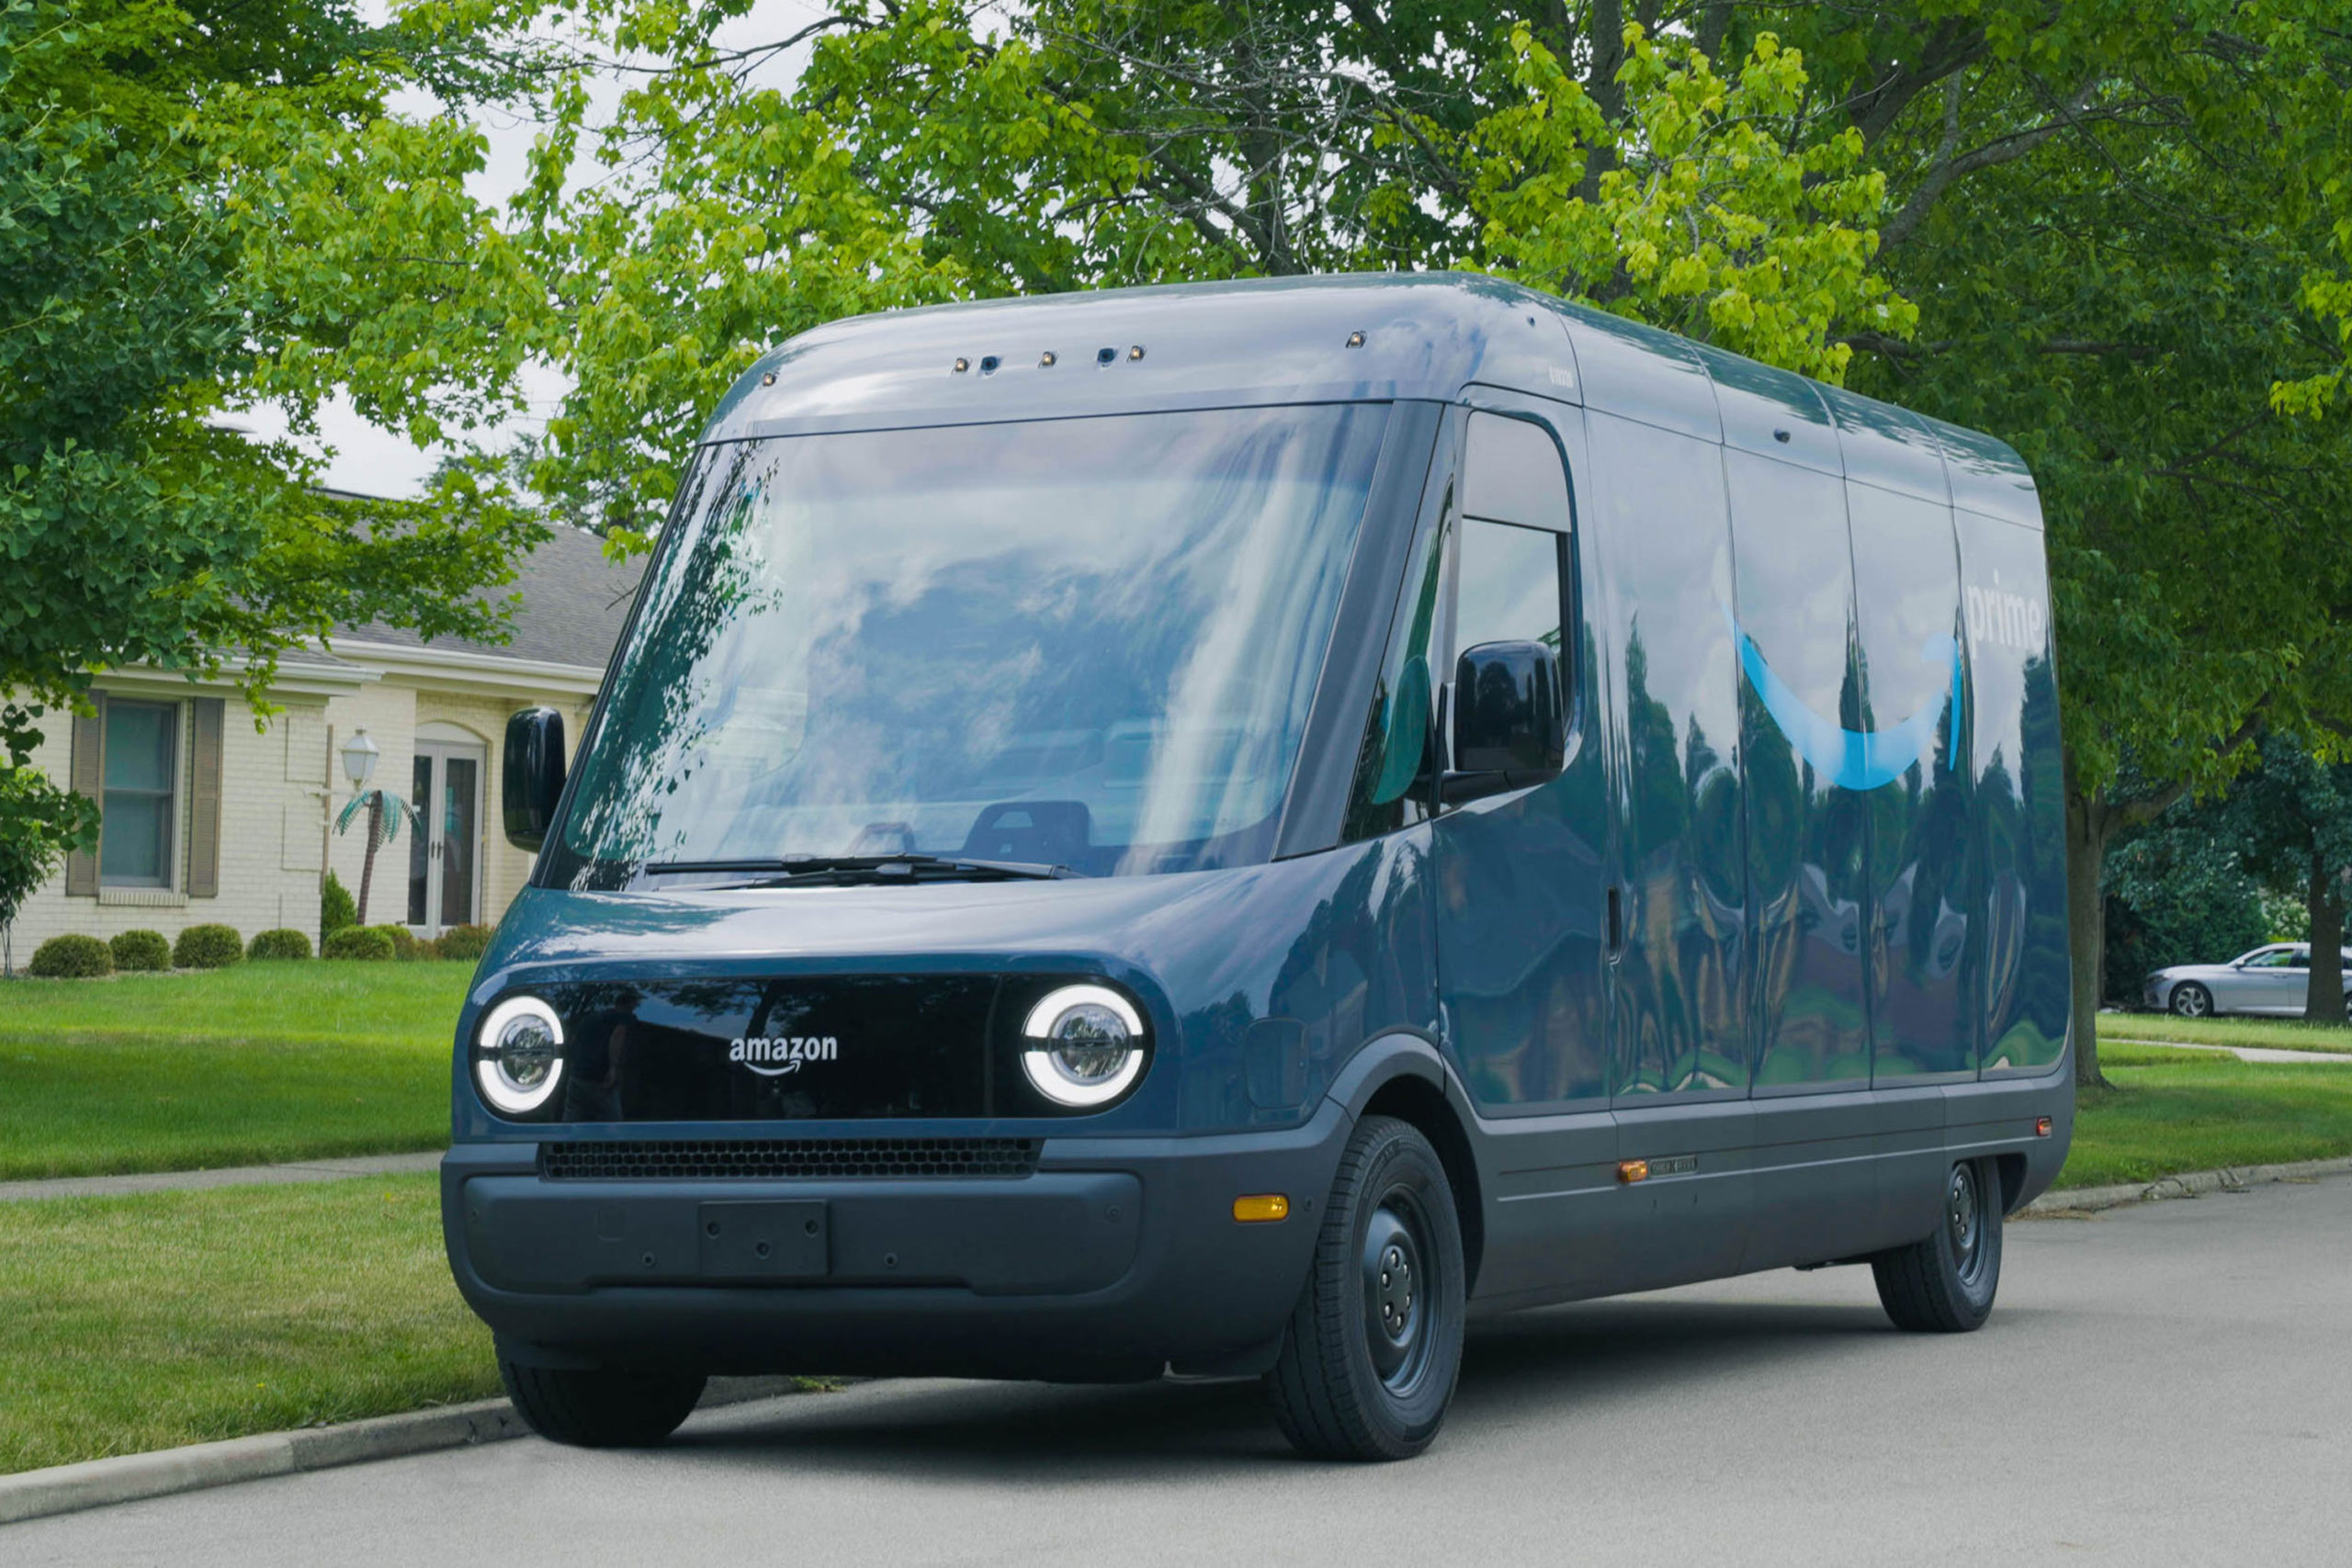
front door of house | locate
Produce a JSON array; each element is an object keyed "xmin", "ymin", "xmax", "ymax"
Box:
[{"xmin": 407, "ymin": 740, "xmax": 484, "ymax": 935}]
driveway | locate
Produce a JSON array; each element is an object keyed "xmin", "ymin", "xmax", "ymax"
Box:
[{"xmin": 12, "ymin": 1178, "xmax": 2348, "ymax": 1567}]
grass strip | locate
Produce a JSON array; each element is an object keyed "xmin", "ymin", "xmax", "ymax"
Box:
[
  {"xmin": 0, "ymin": 1176, "xmax": 496, "ymax": 1476},
  {"xmin": 2095, "ymin": 1012, "xmax": 2352, "ymax": 1054},
  {"xmin": 0, "ymin": 964, "xmax": 467, "ymax": 1179},
  {"xmin": 2061, "ymin": 1043, "xmax": 2352, "ymax": 1188}
]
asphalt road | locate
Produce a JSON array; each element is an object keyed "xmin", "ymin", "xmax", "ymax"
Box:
[{"xmin": 13, "ymin": 1179, "xmax": 2349, "ymax": 1567}]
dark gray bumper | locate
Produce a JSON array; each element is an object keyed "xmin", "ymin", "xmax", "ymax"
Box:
[{"xmin": 441, "ymin": 1102, "xmax": 1352, "ymax": 1382}]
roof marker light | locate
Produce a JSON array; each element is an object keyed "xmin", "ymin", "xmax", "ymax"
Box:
[
  {"xmin": 1127, "ymin": 344, "xmax": 1145, "ymax": 360},
  {"xmin": 1040, "ymin": 350, "xmax": 1057, "ymax": 367},
  {"xmin": 1346, "ymin": 331, "xmax": 1365, "ymax": 347},
  {"xmin": 760, "ymin": 371, "xmax": 777, "ymax": 386},
  {"xmin": 953, "ymin": 356, "xmax": 970, "ymax": 373}
]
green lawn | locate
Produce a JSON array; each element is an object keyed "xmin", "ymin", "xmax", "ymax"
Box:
[
  {"xmin": 2060, "ymin": 1041, "xmax": 2352, "ymax": 1189},
  {"xmin": 0, "ymin": 1176, "xmax": 497, "ymax": 1474},
  {"xmin": 2096, "ymin": 1011, "xmax": 2352, "ymax": 1055},
  {"xmin": 0, "ymin": 964, "xmax": 469, "ymax": 1179}
]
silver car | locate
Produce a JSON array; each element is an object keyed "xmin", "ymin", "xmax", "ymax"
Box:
[{"xmin": 2143, "ymin": 942, "xmax": 2352, "ymax": 1017}]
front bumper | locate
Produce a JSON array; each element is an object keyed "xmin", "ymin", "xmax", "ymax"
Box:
[{"xmin": 442, "ymin": 1101, "xmax": 1352, "ymax": 1382}]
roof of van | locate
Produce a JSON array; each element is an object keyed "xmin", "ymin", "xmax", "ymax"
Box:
[{"xmin": 703, "ymin": 272, "xmax": 2039, "ymax": 528}]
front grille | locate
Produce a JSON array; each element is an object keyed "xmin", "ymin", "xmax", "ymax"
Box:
[{"xmin": 538, "ymin": 1136, "xmax": 1042, "ymax": 1182}]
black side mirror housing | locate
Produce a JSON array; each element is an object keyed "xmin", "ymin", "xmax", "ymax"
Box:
[
  {"xmin": 503, "ymin": 707, "xmax": 567, "ymax": 852},
  {"xmin": 1446, "ymin": 640, "xmax": 1565, "ymax": 804}
]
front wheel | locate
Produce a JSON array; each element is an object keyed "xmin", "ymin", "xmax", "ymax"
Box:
[
  {"xmin": 1264, "ymin": 1115, "xmax": 1466, "ymax": 1461},
  {"xmin": 2169, "ymin": 981, "xmax": 2213, "ymax": 1018},
  {"xmin": 1871, "ymin": 1158, "xmax": 2003, "ymax": 1333},
  {"xmin": 500, "ymin": 1358, "xmax": 707, "ymax": 1448}
]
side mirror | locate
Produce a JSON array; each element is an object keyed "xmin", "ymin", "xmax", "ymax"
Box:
[
  {"xmin": 503, "ymin": 707, "xmax": 567, "ymax": 852},
  {"xmin": 1446, "ymin": 640, "xmax": 1564, "ymax": 804}
]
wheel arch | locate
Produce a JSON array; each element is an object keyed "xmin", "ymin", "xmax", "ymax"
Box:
[{"xmin": 1327, "ymin": 1033, "xmax": 1487, "ymax": 1297}]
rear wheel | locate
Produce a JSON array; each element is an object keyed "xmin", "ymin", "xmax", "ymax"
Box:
[
  {"xmin": 1871, "ymin": 1158, "xmax": 2003, "ymax": 1333},
  {"xmin": 1264, "ymin": 1115, "xmax": 1465, "ymax": 1461},
  {"xmin": 499, "ymin": 1358, "xmax": 707, "ymax": 1448},
  {"xmin": 2169, "ymin": 981, "xmax": 2213, "ymax": 1018}
]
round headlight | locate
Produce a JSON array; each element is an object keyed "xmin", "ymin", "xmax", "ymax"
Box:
[
  {"xmin": 1020, "ymin": 984, "xmax": 1148, "ymax": 1108},
  {"xmin": 475, "ymin": 996, "xmax": 565, "ymax": 1116}
]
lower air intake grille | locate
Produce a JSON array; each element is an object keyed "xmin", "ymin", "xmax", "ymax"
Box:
[{"xmin": 539, "ymin": 1137, "xmax": 1042, "ymax": 1182}]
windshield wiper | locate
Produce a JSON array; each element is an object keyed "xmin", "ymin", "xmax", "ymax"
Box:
[{"xmin": 643, "ymin": 853, "xmax": 1082, "ymax": 888}]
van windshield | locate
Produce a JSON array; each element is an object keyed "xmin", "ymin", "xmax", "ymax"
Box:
[{"xmin": 548, "ymin": 403, "xmax": 1390, "ymax": 886}]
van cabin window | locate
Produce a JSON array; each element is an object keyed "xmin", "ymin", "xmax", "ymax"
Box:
[{"xmin": 1453, "ymin": 412, "xmax": 1570, "ymax": 730}]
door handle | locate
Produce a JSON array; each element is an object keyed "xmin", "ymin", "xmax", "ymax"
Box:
[{"xmin": 1605, "ymin": 885, "xmax": 1624, "ymax": 959}]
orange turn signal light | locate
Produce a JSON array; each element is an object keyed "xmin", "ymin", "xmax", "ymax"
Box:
[
  {"xmin": 1618, "ymin": 1159, "xmax": 1650, "ymax": 1184},
  {"xmin": 2036, "ymin": 1116, "xmax": 2052, "ymax": 1137},
  {"xmin": 1232, "ymin": 1194, "xmax": 1290, "ymax": 1224}
]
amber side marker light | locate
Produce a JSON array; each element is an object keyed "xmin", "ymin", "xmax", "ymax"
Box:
[
  {"xmin": 2036, "ymin": 1116, "xmax": 2053, "ymax": 1137},
  {"xmin": 1233, "ymin": 1195, "xmax": 1290, "ymax": 1223},
  {"xmin": 1618, "ymin": 1159, "xmax": 1650, "ymax": 1184}
]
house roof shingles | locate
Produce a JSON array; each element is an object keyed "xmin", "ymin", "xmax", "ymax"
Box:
[{"xmin": 336, "ymin": 525, "xmax": 643, "ymax": 671}]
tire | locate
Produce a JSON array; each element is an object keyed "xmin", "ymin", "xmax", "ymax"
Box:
[
  {"xmin": 2169, "ymin": 981, "xmax": 2213, "ymax": 1018},
  {"xmin": 1264, "ymin": 1115, "xmax": 1466, "ymax": 1461},
  {"xmin": 1871, "ymin": 1158, "xmax": 2004, "ymax": 1333},
  {"xmin": 499, "ymin": 1358, "xmax": 707, "ymax": 1448}
]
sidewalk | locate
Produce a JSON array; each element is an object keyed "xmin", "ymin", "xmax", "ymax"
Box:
[
  {"xmin": 0, "ymin": 1151, "xmax": 443, "ymax": 1203},
  {"xmin": 2103, "ymin": 1037, "xmax": 2352, "ymax": 1065}
]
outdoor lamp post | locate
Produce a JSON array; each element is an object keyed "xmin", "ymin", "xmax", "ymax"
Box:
[
  {"xmin": 334, "ymin": 728, "xmax": 413, "ymax": 928},
  {"xmin": 341, "ymin": 728, "xmax": 379, "ymax": 791}
]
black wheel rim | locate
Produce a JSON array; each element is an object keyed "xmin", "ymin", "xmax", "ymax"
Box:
[
  {"xmin": 1947, "ymin": 1163, "xmax": 1989, "ymax": 1289},
  {"xmin": 1362, "ymin": 1190, "xmax": 1435, "ymax": 1393}
]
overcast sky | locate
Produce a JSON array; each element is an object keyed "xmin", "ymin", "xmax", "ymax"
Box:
[{"xmin": 234, "ymin": 2, "xmax": 834, "ymax": 499}]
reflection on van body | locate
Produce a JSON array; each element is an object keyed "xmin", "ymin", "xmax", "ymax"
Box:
[{"xmin": 444, "ymin": 275, "xmax": 2072, "ymax": 1461}]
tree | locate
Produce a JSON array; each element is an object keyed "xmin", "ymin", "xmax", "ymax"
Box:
[
  {"xmin": 0, "ymin": 0, "xmax": 549, "ymax": 877},
  {"xmin": 2220, "ymin": 735, "xmax": 2352, "ymax": 1022},
  {"xmin": 514, "ymin": 1, "xmax": 1912, "ymax": 538},
  {"xmin": 2101, "ymin": 793, "xmax": 2268, "ymax": 1005}
]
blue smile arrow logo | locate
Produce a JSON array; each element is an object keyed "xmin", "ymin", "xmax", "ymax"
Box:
[{"xmin": 1722, "ymin": 604, "xmax": 1962, "ymax": 791}]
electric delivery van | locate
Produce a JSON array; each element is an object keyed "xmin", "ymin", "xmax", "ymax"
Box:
[{"xmin": 445, "ymin": 274, "xmax": 2073, "ymax": 1461}]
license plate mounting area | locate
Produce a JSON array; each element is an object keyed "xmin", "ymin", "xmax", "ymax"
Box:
[{"xmin": 697, "ymin": 1200, "xmax": 829, "ymax": 1280}]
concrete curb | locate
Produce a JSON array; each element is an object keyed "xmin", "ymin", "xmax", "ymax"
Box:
[
  {"xmin": 2023, "ymin": 1155, "xmax": 2352, "ymax": 1215},
  {"xmin": 0, "ymin": 1376, "xmax": 803, "ymax": 1529}
]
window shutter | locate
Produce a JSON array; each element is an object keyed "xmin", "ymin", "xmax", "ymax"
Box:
[
  {"xmin": 187, "ymin": 698, "xmax": 224, "ymax": 897},
  {"xmin": 63, "ymin": 694, "xmax": 106, "ymax": 896}
]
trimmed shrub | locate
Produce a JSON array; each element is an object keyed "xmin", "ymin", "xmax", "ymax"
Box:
[
  {"xmin": 322, "ymin": 926, "xmax": 396, "ymax": 962},
  {"xmin": 29, "ymin": 934, "xmax": 112, "ymax": 978},
  {"xmin": 369, "ymin": 923, "xmax": 424, "ymax": 961},
  {"xmin": 109, "ymin": 930, "xmax": 172, "ymax": 972},
  {"xmin": 248, "ymin": 928, "xmax": 313, "ymax": 961},
  {"xmin": 321, "ymin": 870, "xmax": 356, "ymax": 939},
  {"xmin": 432, "ymin": 923, "xmax": 493, "ymax": 963},
  {"xmin": 173, "ymin": 924, "xmax": 244, "ymax": 970}
]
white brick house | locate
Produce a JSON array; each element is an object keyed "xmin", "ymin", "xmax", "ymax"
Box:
[{"xmin": 6, "ymin": 526, "xmax": 639, "ymax": 954}]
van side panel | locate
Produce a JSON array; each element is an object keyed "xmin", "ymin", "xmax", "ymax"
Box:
[
  {"xmin": 1955, "ymin": 509, "xmax": 2071, "ymax": 1074},
  {"xmin": 1726, "ymin": 451, "xmax": 1873, "ymax": 1094},
  {"xmin": 1846, "ymin": 483, "xmax": 1974, "ymax": 1081},
  {"xmin": 1582, "ymin": 412, "xmax": 1750, "ymax": 1103},
  {"xmin": 1579, "ymin": 411, "xmax": 1752, "ymax": 1287}
]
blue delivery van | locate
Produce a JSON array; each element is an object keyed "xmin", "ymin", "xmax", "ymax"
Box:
[{"xmin": 446, "ymin": 274, "xmax": 2072, "ymax": 1461}]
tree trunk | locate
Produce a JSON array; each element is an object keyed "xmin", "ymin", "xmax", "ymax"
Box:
[
  {"xmin": 2064, "ymin": 776, "xmax": 2111, "ymax": 1089},
  {"xmin": 2305, "ymin": 862, "xmax": 2346, "ymax": 1024},
  {"xmin": 355, "ymin": 795, "xmax": 382, "ymax": 927}
]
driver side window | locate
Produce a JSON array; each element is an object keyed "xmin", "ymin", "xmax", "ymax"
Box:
[{"xmin": 1449, "ymin": 413, "xmax": 1572, "ymax": 744}]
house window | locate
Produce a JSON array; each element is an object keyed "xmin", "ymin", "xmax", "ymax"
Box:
[{"xmin": 100, "ymin": 700, "xmax": 179, "ymax": 886}]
